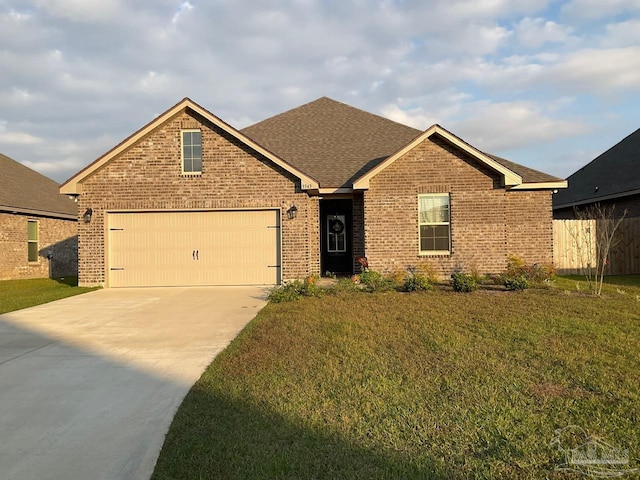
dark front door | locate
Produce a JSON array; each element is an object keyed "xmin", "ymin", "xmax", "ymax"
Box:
[{"xmin": 320, "ymin": 199, "xmax": 353, "ymax": 275}]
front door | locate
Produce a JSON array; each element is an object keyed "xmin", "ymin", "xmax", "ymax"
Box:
[{"xmin": 320, "ymin": 199, "xmax": 352, "ymax": 275}]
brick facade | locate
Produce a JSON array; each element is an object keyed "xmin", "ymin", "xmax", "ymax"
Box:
[
  {"xmin": 362, "ymin": 136, "xmax": 554, "ymax": 277},
  {"xmin": 77, "ymin": 110, "xmax": 319, "ymax": 287},
  {"xmin": 0, "ymin": 212, "xmax": 77, "ymax": 280}
]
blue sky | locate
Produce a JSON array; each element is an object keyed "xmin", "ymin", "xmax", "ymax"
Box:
[{"xmin": 1, "ymin": 0, "xmax": 639, "ymax": 183}]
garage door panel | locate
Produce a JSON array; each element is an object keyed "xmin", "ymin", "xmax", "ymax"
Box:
[{"xmin": 107, "ymin": 211, "xmax": 280, "ymax": 287}]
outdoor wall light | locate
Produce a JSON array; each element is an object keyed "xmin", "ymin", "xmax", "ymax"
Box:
[
  {"xmin": 287, "ymin": 204, "xmax": 298, "ymax": 220},
  {"xmin": 83, "ymin": 208, "xmax": 93, "ymax": 223}
]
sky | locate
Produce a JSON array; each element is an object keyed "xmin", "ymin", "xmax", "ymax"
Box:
[{"xmin": 1, "ymin": 0, "xmax": 639, "ymax": 184}]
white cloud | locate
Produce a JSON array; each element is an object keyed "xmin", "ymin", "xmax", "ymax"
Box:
[
  {"xmin": 33, "ymin": 0, "xmax": 127, "ymax": 23},
  {"xmin": 0, "ymin": 122, "xmax": 44, "ymax": 145},
  {"xmin": 380, "ymin": 104, "xmax": 440, "ymax": 130},
  {"xmin": 171, "ymin": 1, "xmax": 193, "ymax": 25},
  {"xmin": 515, "ymin": 17, "xmax": 573, "ymax": 47},
  {"xmin": 602, "ymin": 19, "xmax": 640, "ymax": 47},
  {"xmin": 451, "ymin": 100, "xmax": 590, "ymax": 151},
  {"xmin": 549, "ymin": 47, "xmax": 640, "ymax": 94},
  {"xmin": 561, "ymin": 0, "xmax": 640, "ymax": 20}
]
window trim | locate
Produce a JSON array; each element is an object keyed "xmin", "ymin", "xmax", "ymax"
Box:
[
  {"xmin": 180, "ymin": 129, "xmax": 202, "ymax": 175},
  {"xmin": 418, "ymin": 193, "xmax": 451, "ymax": 256},
  {"xmin": 28, "ymin": 219, "xmax": 39, "ymax": 263}
]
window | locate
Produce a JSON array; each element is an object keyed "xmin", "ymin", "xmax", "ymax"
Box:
[
  {"xmin": 28, "ymin": 220, "xmax": 38, "ymax": 262},
  {"xmin": 327, "ymin": 215, "xmax": 346, "ymax": 253},
  {"xmin": 419, "ymin": 194, "xmax": 450, "ymax": 254},
  {"xmin": 181, "ymin": 130, "xmax": 202, "ymax": 174}
]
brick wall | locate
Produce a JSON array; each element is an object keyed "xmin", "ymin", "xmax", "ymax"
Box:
[
  {"xmin": 0, "ymin": 212, "xmax": 78, "ymax": 280},
  {"xmin": 506, "ymin": 190, "xmax": 554, "ymax": 265},
  {"xmin": 363, "ymin": 136, "xmax": 554, "ymax": 277},
  {"xmin": 77, "ymin": 109, "xmax": 317, "ymax": 286}
]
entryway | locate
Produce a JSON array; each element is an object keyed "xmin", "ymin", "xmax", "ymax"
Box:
[{"xmin": 320, "ymin": 199, "xmax": 353, "ymax": 275}]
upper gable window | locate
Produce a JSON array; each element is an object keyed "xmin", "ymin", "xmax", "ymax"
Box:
[
  {"xmin": 418, "ymin": 194, "xmax": 450, "ymax": 255},
  {"xmin": 181, "ymin": 130, "xmax": 202, "ymax": 174}
]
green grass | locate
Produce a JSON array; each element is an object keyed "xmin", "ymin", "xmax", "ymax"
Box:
[
  {"xmin": 0, "ymin": 277, "xmax": 98, "ymax": 315},
  {"xmin": 153, "ymin": 277, "xmax": 640, "ymax": 479}
]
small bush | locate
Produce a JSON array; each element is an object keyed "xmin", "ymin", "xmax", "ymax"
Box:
[
  {"xmin": 404, "ymin": 273, "xmax": 433, "ymax": 292},
  {"xmin": 504, "ymin": 275, "xmax": 530, "ymax": 291},
  {"xmin": 268, "ymin": 277, "xmax": 324, "ymax": 302},
  {"xmin": 359, "ymin": 270, "xmax": 394, "ymax": 292},
  {"xmin": 451, "ymin": 272, "xmax": 478, "ymax": 292},
  {"xmin": 328, "ymin": 277, "xmax": 361, "ymax": 294},
  {"xmin": 502, "ymin": 255, "xmax": 554, "ymax": 290},
  {"xmin": 268, "ymin": 281, "xmax": 303, "ymax": 303},
  {"xmin": 416, "ymin": 263, "xmax": 440, "ymax": 285}
]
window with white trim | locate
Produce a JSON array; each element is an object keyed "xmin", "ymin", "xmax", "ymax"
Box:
[
  {"xmin": 419, "ymin": 194, "xmax": 450, "ymax": 254},
  {"xmin": 28, "ymin": 220, "xmax": 38, "ymax": 262},
  {"xmin": 181, "ymin": 129, "xmax": 202, "ymax": 174}
]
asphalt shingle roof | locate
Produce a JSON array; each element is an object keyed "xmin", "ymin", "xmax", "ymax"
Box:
[
  {"xmin": 242, "ymin": 97, "xmax": 422, "ymax": 188},
  {"xmin": 553, "ymin": 128, "xmax": 640, "ymax": 208},
  {"xmin": 0, "ymin": 153, "xmax": 77, "ymax": 218},
  {"xmin": 242, "ymin": 97, "xmax": 562, "ymax": 188}
]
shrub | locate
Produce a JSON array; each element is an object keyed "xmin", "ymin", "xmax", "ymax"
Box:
[
  {"xmin": 359, "ymin": 270, "xmax": 394, "ymax": 292},
  {"xmin": 268, "ymin": 281, "xmax": 303, "ymax": 303},
  {"xmin": 504, "ymin": 275, "xmax": 530, "ymax": 291},
  {"xmin": 403, "ymin": 266, "xmax": 433, "ymax": 292},
  {"xmin": 416, "ymin": 263, "xmax": 440, "ymax": 285},
  {"xmin": 451, "ymin": 272, "xmax": 478, "ymax": 292},
  {"xmin": 328, "ymin": 277, "xmax": 361, "ymax": 294},
  {"xmin": 268, "ymin": 277, "xmax": 323, "ymax": 302},
  {"xmin": 301, "ymin": 276, "xmax": 324, "ymax": 298},
  {"xmin": 404, "ymin": 273, "xmax": 433, "ymax": 292},
  {"xmin": 502, "ymin": 255, "xmax": 554, "ymax": 290}
]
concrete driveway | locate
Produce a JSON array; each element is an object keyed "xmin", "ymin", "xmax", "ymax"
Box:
[{"xmin": 0, "ymin": 287, "xmax": 269, "ymax": 480}]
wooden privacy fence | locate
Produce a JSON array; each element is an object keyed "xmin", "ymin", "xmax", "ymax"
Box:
[{"xmin": 553, "ymin": 218, "xmax": 640, "ymax": 275}]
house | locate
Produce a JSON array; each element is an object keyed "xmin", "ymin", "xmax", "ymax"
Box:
[
  {"xmin": 60, "ymin": 97, "xmax": 566, "ymax": 287},
  {"xmin": 552, "ymin": 128, "xmax": 640, "ymax": 275},
  {"xmin": 553, "ymin": 128, "xmax": 640, "ymax": 219},
  {"xmin": 0, "ymin": 153, "xmax": 78, "ymax": 280}
]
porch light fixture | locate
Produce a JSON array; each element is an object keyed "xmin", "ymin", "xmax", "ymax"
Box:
[
  {"xmin": 83, "ymin": 208, "xmax": 93, "ymax": 223},
  {"xmin": 287, "ymin": 204, "xmax": 298, "ymax": 220}
]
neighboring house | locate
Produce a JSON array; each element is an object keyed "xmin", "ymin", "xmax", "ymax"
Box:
[
  {"xmin": 553, "ymin": 128, "xmax": 640, "ymax": 219},
  {"xmin": 1, "ymin": 153, "xmax": 78, "ymax": 280},
  {"xmin": 60, "ymin": 97, "xmax": 565, "ymax": 287},
  {"xmin": 552, "ymin": 128, "xmax": 640, "ymax": 275}
]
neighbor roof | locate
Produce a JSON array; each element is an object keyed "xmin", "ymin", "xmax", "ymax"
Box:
[
  {"xmin": 553, "ymin": 128, "xmax": 640, "ymax": 209},
  {"xmin": 243, "ymin": 97, "xmax": 564, "ymax": 189},
  {"xmin": 0, "ymin": 153, "xmax": 77, "ymax": 220}
]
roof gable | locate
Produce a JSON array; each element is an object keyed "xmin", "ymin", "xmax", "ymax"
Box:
[
  {"xmin": 60, "ymin": 98, "xmax": 318, "ymax": 194},
  {"xmin": 554, "ymin": 128, "xmax": 640, "ymax": 208},
  {"xmin": 353, "ymin": 125, "xmax": 565, "ymax": 190},
  {"xmin": 242, "ymin": 97, "xmax": 422, "ymax": 189},
  {"xmin": 0, "ymin": 153, "xmax": 77, "ymax": 219}
]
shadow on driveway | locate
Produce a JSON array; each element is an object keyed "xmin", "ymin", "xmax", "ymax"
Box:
[{"xmin": 0, "ymin": 287, "xmax": 268, "ymax": 480}]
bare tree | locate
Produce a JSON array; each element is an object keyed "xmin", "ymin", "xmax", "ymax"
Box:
[{"xmin": 572, "ymin": 204, "xmax": 627, "ymax": 296}]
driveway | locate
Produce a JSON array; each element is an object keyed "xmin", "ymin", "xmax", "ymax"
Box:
[{"xmin": 0, "ymin": 287, "xmax": 269, "ymax": 480}]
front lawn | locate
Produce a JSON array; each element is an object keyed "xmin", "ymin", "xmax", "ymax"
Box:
[
  {"xmin": 0, "ymin": 277, "xmax": 98, "ymax": 315},
  {"xmin": 153, "ymin": 278, "xmax": 640, "ymax": 479}
]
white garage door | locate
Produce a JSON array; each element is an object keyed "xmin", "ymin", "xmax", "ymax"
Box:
[{"xmin": 107, "ymin": 210, "xmax": 280, "ymax": 287}]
